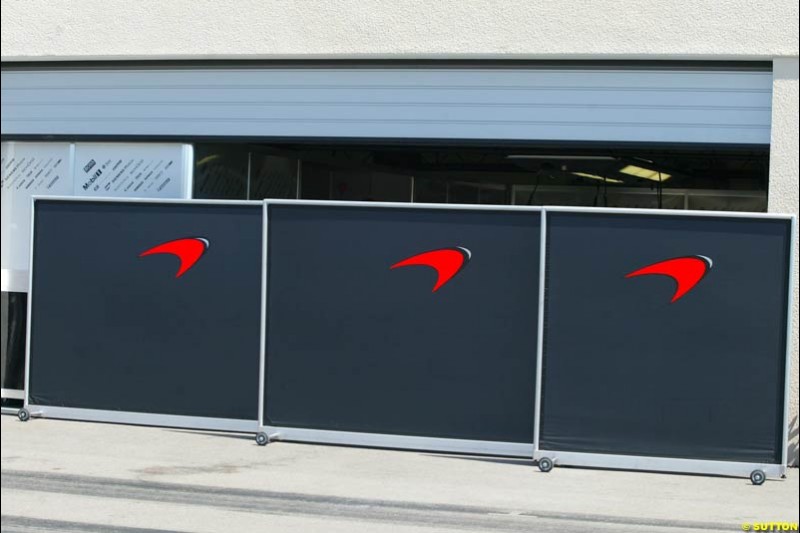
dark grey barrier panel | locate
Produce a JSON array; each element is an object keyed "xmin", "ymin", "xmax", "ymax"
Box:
[
  {"xmin": 25, "ymin": 199, "xmax": 262, "ymax": 431},
  {"xmin": 537, "ymin": 210, "xmax": 792, "ymax": 473},
  {"xmin": 261, "ymin": 203, "xmax": 541, "ymax": 455}
]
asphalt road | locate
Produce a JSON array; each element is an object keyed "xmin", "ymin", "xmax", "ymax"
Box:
[{"xmin": 2, "ymin": 415, "xmax": 798, "ymax": 532}]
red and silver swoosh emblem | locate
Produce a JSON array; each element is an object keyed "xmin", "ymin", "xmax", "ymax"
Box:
[
  {"xmin": 626, "ymin": 255, "xmax": 712, "ymax": 303},
  {"xmin": 139, "ymin": 237, "xmax": 210, "ymax": 278},
  {"xmin": 391, "ymin": 246, "xmax": 471, "ymax": 292}
]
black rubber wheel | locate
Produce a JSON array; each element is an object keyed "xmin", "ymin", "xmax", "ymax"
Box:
[
  {"xmin": 538, "ymin": 457, "xmax": 554, "ymax": 473},
  {"xmin": 255, "ymin": 432, "xmax": 269, "ymax": 446},
  {"xmin": 17, "ymin": 408, "xmax": 30, "ymax": 422},
  {"xmin": 750, "ymin": 469, "xmax": 766, "ymax": 486}
]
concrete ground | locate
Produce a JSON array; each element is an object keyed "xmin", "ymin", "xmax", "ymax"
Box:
[{"xmin": 1, "ymin": 415, "xmax": 798, "ymax": 533}]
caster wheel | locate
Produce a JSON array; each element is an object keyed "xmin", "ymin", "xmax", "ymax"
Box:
[
  {"xmin": 750, "ymin": 469, "xmax": 766, "ymax": 486},
  {"xmin": 255, "ymin": 432, "xmax": 269, "ymax": 446},
  {"xmin": 538, "ymin": 457, "xmax": 554, "ymax": 473},
  {"xmin": 17, "ymin": 408, "xmax": 30, "ymax": 422}
]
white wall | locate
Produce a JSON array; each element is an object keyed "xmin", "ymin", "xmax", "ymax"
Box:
[
  {"xmin": 1, "ymin": 0, "xmax": 798, "ymax": 464},
  {"xmin": 0, "ymin": 0, "xmax": 797, "ymax": 60},
  {"xmin": 769, "ymin": 58, "xmax": 800, "ymax": 466}
]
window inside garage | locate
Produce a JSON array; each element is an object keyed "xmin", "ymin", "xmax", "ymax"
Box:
[{"xmin": 192, "ymin": 143, "xmax": 768, "ymax": 212}]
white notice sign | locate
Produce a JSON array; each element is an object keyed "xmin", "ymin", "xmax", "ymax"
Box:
[
  {"xmin": 1, "ymin": 142, "xmax": 74, "ymax": 291},
  {"xmin": 1, "ymin": 142, "xmax": 193, "ymax": 292},
  {"xmin": 73, "ymin": 143, "xmax": 192, "ymax": 199}
]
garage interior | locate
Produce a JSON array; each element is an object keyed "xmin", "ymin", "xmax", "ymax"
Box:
[{"xmin": 192, "ymin": 143, "xmax": 769, "ymax": 212}]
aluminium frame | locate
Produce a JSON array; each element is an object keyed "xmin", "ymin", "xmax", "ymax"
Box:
[
  {"xmin": 18, "ymin": 196, "xmax": 795, "ymax": 477},
  {"xmin": 257, "ymin": 201, "xmax": 794, "ymax": 477},
  {"xmin": 22, "ymin": 196, "xmax": 262, "ymax": 433},
  {"xmin": 257, "ymin": 199, "xmax": 544, "ymax": 457},
  {"xmin": 531, "ymin": 205, "xmax": 796, "ymax": 479}
]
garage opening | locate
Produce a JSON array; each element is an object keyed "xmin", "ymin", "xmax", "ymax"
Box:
[{"xmin": 192, "ymin": 143, "xmax": 769, "ymax": 212}]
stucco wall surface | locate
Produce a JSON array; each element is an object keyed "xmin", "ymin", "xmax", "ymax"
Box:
[
  {"xmin": 768, "ymin": 59, "xmax": 799, "ymax": 466},
  {"xmin": 0, "ymin": 0, "xmax": 798, "ymax": 61}
]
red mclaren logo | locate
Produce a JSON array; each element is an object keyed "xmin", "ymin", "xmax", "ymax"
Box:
[
  {"xmin": 626, "ymin": 255, "xmax": 713, "ymax": 303},
  {"xmin": 391, "ymin": 247, "xmax": 471, "ymax": 292},
  {"xmin": 139, "ymin": 237, "xmax": 210, "ymax": 278}
]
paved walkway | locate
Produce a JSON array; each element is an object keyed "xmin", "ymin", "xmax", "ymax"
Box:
[{"xmin": 2, "ymin": 416, "xmax": 798, "ymax": 532}]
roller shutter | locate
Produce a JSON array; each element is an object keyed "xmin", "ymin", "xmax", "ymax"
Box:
[{"xmin": 1, "ymin": 66, "xmax": 772, "ymax": 145}]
